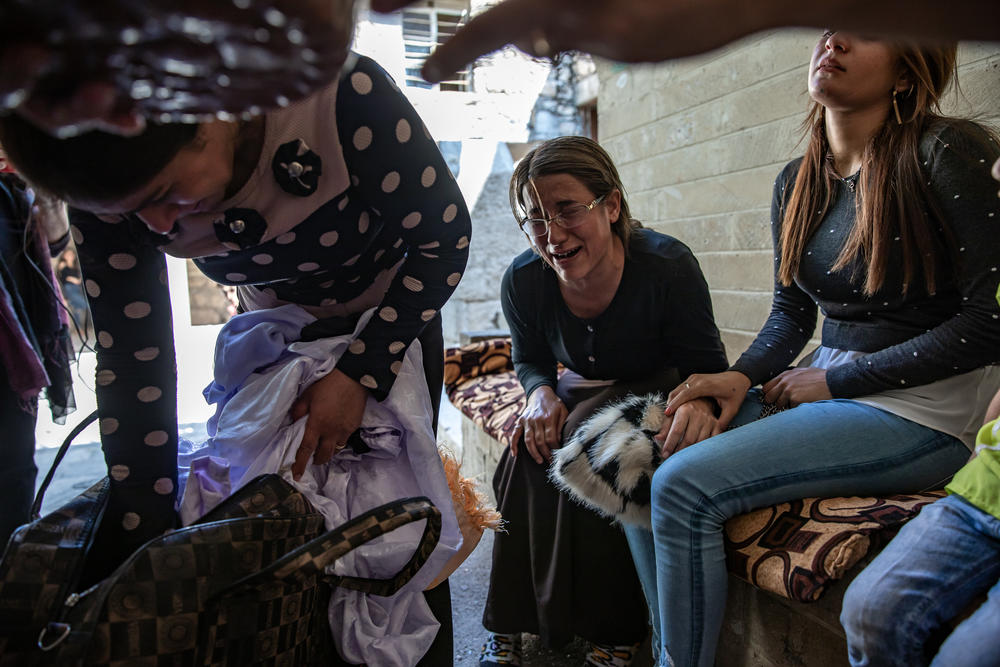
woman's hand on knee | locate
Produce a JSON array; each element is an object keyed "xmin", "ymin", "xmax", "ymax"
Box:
[
  {"xmin": 511, "ymin": 385, "xmax": 567, "ymax": 464},
  {"xmin": 655, "ymin": 398, "xmax": 718, "ymax": 457},
  {"xmin": 761, "ymin": 368, "xmax": 831, "ymax": 408},
  {"xmin": 289, "ymin": 368, "xmax": 369, "ymax": 480},
  {"xmin": 666, "ymin": 371, "xmax": 751, "ymax": 429}
]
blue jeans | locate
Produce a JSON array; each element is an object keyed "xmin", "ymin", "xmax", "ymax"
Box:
[
  {"xmin": 841, "ymin": 494, "xmax": 1000, "ymax": 667},
  {"xmin": 625, "ymin": 390, "xmax": 970, "ymax": 667}
]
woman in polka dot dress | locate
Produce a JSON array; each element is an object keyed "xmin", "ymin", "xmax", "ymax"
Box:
[
  {"xmin": 0, "ymin": 54, "xmax": 470, "ymax": 661},
  {"xmin": 623, "ymin": 36, "xmax": 1000, "ymax": 667}
]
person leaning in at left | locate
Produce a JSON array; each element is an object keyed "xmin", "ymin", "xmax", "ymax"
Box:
[
  {"xmin": 0, "ymin": 159, "xmax": 75, "ymax": 547},
  {"xmin": 0, "ymin": 52, "xmax": 471, "ymax": 666},
  {"xmin": 481, "ymin": 136, "xmax": 728, "ymax": 667}
]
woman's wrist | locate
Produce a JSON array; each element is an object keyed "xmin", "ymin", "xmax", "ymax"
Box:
[
  {"xmin": 527, "ymin": 384, "xmax": 560, "ymax": 404},
  {"xmin": 722, "ymin": 368, "xmax": 754, "ymax": 391}
]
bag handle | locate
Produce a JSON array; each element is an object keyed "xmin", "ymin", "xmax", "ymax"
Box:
[
  {"xmin": 30, "ymin": 409, "xmax": 99, "ymax": 520},
  {"xmin": 210, "ymin": 496, "xmax": 441, "ymax": 601}
]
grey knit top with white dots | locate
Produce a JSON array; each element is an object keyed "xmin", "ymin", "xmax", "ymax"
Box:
[
  {"xmin": 731, "ymin": 120, "xmax": 1000, "ymax": 403},
  {"xmin": 69, "ymin": 54, "xmax": 471, "ymax": 548}
]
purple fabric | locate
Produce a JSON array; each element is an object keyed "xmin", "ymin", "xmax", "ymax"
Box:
[
  {"xmin": 0, "ymin": 180, "xmax": 67, "ymax": 408},
  {"xmin": 179, "ymin": 455, "xmax": 232, "ymax": 519},
  {"xmin": 0, "ymin": 282, "xmax": 49, "ymax": 402}
]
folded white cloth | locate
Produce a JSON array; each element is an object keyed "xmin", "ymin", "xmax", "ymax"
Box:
[{"xmin": 177, "ymin": 304, "xmax": 460, "ymax": 667}]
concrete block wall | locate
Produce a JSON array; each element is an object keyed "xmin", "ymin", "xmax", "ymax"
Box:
[
  {"xmin": 598, "ymin": 31, "xmax": 1000, "ymax": 362},
  {"xmin": 186, "ymin": 260, "xmax": 233, "ymax": 326}
]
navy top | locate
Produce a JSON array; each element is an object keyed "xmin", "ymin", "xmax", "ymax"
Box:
[
  {"xmin": 70, "ymin": 55, "xmax": 471, "ymax": 548},
  {"xmin": 731, "ymin": 121, "xmax": 1000, "ymax": 397},
  {"xmin": 501, "ymin": 228, "xmax": 728, "ymax": 399}
]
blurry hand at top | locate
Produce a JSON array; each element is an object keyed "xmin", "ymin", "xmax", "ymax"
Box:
[
  {"xmin": 371, "ymin": 0, "xmax": 1000, "ymax": 192},
  {"xmin": 0, "ymin": 44, "xmax": 143, "ymax": 138},
  {"xmin": 372, "ymin": 0, "xmax": 998, "ymax": 87},
  {"xmin": 373, "ymin": 0, "xmax": 762, "ymax": 81}
]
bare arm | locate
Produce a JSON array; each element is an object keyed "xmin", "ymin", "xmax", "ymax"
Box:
[{"xmin": 370, "ymin": 0, "xmax": 999, "ymax": 83}]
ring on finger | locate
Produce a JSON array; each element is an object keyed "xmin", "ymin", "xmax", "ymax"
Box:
[{"xmin": 685, "ymin": 382, "xmax": 691, "ymax": 388}]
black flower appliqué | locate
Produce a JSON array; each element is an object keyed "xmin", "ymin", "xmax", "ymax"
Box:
[
  {"xmin": 272, "ymin": 139, "xmax": 322, "ymax": 196},
  {"xmin": 213, "ymin": 208, "xmax": 268, "ymax": 249}
]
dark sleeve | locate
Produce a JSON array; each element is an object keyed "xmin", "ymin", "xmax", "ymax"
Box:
[
  {"xmin": 659, "ymin": 244, "xmax": 729, "ymax": 377},
  {"xmin": 70, "ymin": 209, "xmax": 178, "ymax": 550},
  {"xmin": 500, "ymin": 261, "xmax": 558, "ymax": 399},
  {"xmin": 0, "ymin": 175, "xmax": 28, "ymax": 261},
  {"xmin": 729, "ymin": 164, "xmax": 819, "ymax": 386},
  {"xmin": 826, "ymin": 123, "xmax": 1000, "ymax": 397},
  {"xmin": 332, "ymin": 55, "xmax": 471, "ymax": 400}
]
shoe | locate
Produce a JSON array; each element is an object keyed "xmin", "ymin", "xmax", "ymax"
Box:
[
  {"xmin": 479, "ymin": 631, "xmax": 522, "ymax": 666},
  {"xmin": 584, "ymin": 641, "xmax": 642, "ymax": 667}
]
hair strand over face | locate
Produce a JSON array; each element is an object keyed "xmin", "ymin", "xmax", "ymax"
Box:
[{"xmin": 509, "ymin": 135, "xmax": 641, "ymax": 253}]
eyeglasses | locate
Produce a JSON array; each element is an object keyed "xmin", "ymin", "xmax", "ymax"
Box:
[{"xmin": 518, "ymin": 194, "xmax": 607, "ymax": 238}]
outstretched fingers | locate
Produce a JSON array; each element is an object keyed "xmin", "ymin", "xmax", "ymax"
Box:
[{"xmin": 421, "ymin": 0, "xmax": 544, "ymax": 83}]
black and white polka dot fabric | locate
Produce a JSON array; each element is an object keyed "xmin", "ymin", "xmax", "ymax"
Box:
[{"xmin": 70, "ymin": 55, "xmax": 471, "ymax": 549}]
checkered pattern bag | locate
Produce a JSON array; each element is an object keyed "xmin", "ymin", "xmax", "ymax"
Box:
[{"xmin": 0, "ymin": 413, "xmax": 442, "ymax": 666}]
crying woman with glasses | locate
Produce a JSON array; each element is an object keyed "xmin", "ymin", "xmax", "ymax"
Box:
[{"xmin": 478, "ymin": 136, "xmax": 728, "ymax": 667}]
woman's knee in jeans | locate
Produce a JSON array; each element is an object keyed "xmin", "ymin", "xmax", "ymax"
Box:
[
  {"xmin": 649, "ymin": 447, "xmax": 722, "ymax": 526},
  {"xmin": 841, "ymin": 561, "xmax": 912, "ymax": 663}
]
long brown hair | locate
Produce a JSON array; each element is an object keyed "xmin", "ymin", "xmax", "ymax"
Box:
[
  {"xmin": 510, "ymin": 136, "xmax": 642, "ymax": 252},
  {"xmin": 778, "ymin": 42, "xmax": 960, "ymax": 296}
]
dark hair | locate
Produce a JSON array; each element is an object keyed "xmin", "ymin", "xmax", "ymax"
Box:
[
  {"xmin": 0, "ymin": 113, "xmax": 198, "ymax": 203},
  {"xmin": 779, "ymin": 40, "xmax": 969, "ymax": 296},
  {"xmin": 509, "ymin": 135, "xmax": 642, "ymax": 251}
]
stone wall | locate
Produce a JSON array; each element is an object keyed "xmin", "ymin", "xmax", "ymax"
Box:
[
  {"xmin": 597, "ymin": 32, "xmax": 1000, "ymax": 361},
  {"xmin": 443, "ymin": 143, "xmax": 527, "ymax": 343},
  {"xmin": 186, "ymin": 260, "xmax": 234, "ymax": 326}
]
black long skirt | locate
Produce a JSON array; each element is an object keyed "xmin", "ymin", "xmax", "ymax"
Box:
[{"xmin": 482, "ymin": 368, "xmax": 681, "ymax": 649}]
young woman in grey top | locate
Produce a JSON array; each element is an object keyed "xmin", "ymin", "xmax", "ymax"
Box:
[{"xmin": 627, "ymin": 35, "xmax": 1000, "ymax": 667}]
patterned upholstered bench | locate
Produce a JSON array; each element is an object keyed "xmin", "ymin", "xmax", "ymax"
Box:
[{"xmin": 445, "ymin": 337, "xmax": 944, "ymax": 667}]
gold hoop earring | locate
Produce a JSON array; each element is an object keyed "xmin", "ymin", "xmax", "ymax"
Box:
[{"xmin": 892, "ymin": 89, "xmax": 903, "ymax": 125}]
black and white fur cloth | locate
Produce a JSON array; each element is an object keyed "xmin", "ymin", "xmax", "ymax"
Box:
[{"xmin": 549, "ymin": 393, "xmax": 666, "ymax": 529}]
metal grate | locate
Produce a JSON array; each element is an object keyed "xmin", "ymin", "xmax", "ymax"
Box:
[{"xmin": 401, "ymin": 6, "xmax": 470, "ymax": 91}]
